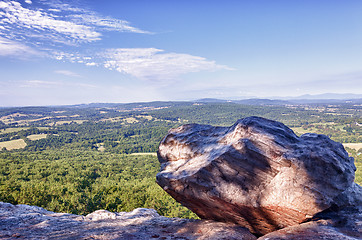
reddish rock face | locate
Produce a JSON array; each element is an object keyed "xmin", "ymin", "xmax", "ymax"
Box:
[
  {"xmin": 156, "ymin": 116, "xmax": 359, "ymax": 236},
  {"xmin": 258, "ymin": 206, "xmax": 362, "ymax": 240}
]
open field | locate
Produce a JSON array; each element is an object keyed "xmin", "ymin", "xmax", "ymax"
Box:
[
  {"xmin": 16, "ymin": 117, "xmax": 53, "ymax": 125},
  {"xmin": 27, "ymin": 134, "xmax": 47, "ymax": 141},
  {"xmin": 137, "ymin": 115, "xmax": 153, "ymax": 120},
  {"xmin": 1, "ymin": 112, "xmax": 85, "ymax": 126},
  {"xmin": 291, "ymin": 127, "xmax": 310, "ymax": 135},
  {"xmin": 291, "ymin": 122, "xmax": 347, "ymax": 136},
  {"xmin": 124, "ymin": 117, "xmax": 138, "ymax": 123},
  {"xmin": 0, "ymin": 113, "xmax": 28, "ymax": 124},
  {"xmin": 0, "ymin": 127, "xmax": 29, "ymax": 134},
  {"xmin": 0, "ymin": 127, "xmax": 49, "ymax": 134},
  {"xmin": 0, "ymin": 139, "xmax": 27, "ymax": 150},
  {"xmin": 343, "ymin": 143, "xmax": 362, "ymax": 151},
  {"xmin": 99, "ymin": 117, "xmax": 123, "ymax": 122}
]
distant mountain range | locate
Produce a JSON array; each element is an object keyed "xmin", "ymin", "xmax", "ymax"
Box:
[
  {"xmin": 279, "ymin": 93, "xmax": 362, "ymax": 100},
  {"xmin": 195, "ymin": 93, "xmax": 362, "ymax": 106},
  {"xmin": 70, "ymin": 95, "xmax": 362, "ymax": 109},
  {"xmin": 2, "ymin": 93, "xmax": 361, "ymax": 109}
]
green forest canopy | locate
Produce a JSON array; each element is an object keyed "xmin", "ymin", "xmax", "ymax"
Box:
[{"xmin": 0, "ymin": 101, "xmax": 361, "ymax": 217}]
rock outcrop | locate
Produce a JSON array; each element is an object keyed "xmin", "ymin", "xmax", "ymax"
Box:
[
  {"xmin": 156, "ymin": 116, "xmax": 361, "ymax": 236},
  {"xmin": 1, "ymin": 202, "xmax": 360, "ymax": 239},
  {"xmin": 0, "ymin": 202, "xmax": 256, "ymax": 240},
  {"xmin": 2, "ymin": 116, "xmax": 360, "ymax": 239}
]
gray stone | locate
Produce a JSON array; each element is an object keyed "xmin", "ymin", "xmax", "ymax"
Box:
[
  {"xmin": 0, "ymin": 202, "xmax": 256, "ymax": 240},
  {"xmin": 156, "ymin": 116, "xmax": 360, "ymax": 236}
]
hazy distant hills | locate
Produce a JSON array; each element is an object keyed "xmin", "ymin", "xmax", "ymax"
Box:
[
  {"xmin": 58, "ymin": 95, "xmax": 362, "ymax": 109},
  {"xmin": 2, "ymin": 93, "xmax": 361, "ymax": 109},
  {"xmin": 284, "ymin": 93, "xmax": 362, "ymax": 100},
  {"xmin": 195, "ymin": 93, "xmax": 362, "ymax": 106}
]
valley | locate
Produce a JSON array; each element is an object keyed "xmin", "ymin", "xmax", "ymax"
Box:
[{"xmin": 0, "ymin": 100, "xmax": 361, "ymax": 218}]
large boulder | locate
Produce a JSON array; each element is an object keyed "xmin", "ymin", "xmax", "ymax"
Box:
[{"xmin": 156, "ymin": 116, "xmax": 360, "ymax": 236}]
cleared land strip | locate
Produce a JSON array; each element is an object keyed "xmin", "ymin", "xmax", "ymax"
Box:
[
  {"xmin": 0, "ymin": 139, "xmax": 27, "ymax": 150},
  {"xmin": 343, "ymin": 143, "xmax": 362, "ymax": 151},
  {"xmin": 27, "ymin": 134, "xmax": 47, "ymax": 141}
]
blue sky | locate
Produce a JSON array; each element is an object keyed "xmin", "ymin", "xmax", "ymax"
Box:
[{"xmin": 0, "ymin": 0, "xmax": 361, "ymax": 106}]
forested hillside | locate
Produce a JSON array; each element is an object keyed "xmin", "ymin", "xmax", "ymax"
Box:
[{"xmin": 0, "ymin": 101, "xmax": 361, "ymax": 217}]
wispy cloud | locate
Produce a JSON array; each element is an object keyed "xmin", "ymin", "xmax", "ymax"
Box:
[
  {"xmin": 0, "ymin": 36, "xmax": 41, "ymax": 57},
  {"xmin": 68, "ymin": 13, "xmax": 150, "ymax": 34},
  {"xmin": 20, "ymin": 79, "xmax": 96, "ymax": 89},
  {"xmin": 0, "ymin": 1, "xmax": 100, "ymax": 45},
  {"xmin": 53, "ymin": 48, "xmax": 234, "ymax": 81},
  {"xmin": 0, "ymin": 0, "xmax": 148, "ymax": 47},
  {"xmin": 55, "ymin": 70, "xmax": 82, "ymax": 78},
  {"xmin": 101, "ymin": 48, "xmax": 233, "ymax": 80},
  {"xmin": 0, "ymin": 1, "xmax": 233, "ymax": 82},
  {"xmin": 41, "ymin": 0, "xmax": 151, "ymax": 34},
  {"xmin": 20, "ymin": 80, "xmax": 62, "ymax": 88}
]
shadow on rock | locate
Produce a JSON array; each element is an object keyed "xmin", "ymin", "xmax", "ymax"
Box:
[
  {"xmin": 0, "ymin": 202, "xmax": 257, "ymax": 240},
  {"xmin": 156, "ymin": 116, "xmax": 361, "ymax": 237}
]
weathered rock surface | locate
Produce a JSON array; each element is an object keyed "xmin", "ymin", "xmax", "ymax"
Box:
[
  {"xmin": 0, "ymin": 202, "xmax": 256, "ymax": 240},
  {"xmin": 259, "ymin": 207, "xmax": 362, "ymax": 239},
  {"xmin": 1, "ymin": 202, "xmax": 360, "ymax": 239},
  {"xmin": 156, "ymin": 116, "xmax": 361, "ymax": 236}
]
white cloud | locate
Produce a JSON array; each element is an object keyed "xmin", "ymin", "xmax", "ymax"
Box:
[
  {"xmin": 0, "ymin": 0, "xmax": 149, "ymax": 47},
  {"xmin": 101, "ymin": 48, "xmax": 233, "ymax": 80},
  {"xmin": 54, "ymin": 70, "xmax": 82, "ymax": 78},
  {"xmin": 24, "ymin": 0, "xmax": 32, "ymax": 4},
  {"xmin": 20, "ymin": 80, "xmax": 62, "ymax": 88},
  {"xmin": 52, "ymin": 48, "xmax": 233, "ymax": 81},
  {"xmin": 0, "ymin": 1, "xmax": 101, "ymax": 44},
  {"xmin": 0, "ymin": 36, "xmax": 41, "ymax": 57},
  {"xmin": 52, "ymin": 51, "xmax": 97, "ymax": 66},
  {"xmin": 0, "ymin": 1, "xmax": 231, "ymax": 81},
  {"xmin": 70, "ymin": 14, "xmax": 151, "ymax": 34},
  {"xmin": 44, "ymin": 0, "xmax": 151, "ymax": 34},
  {"xmin": 20, "ymin": 79, "xmax": 96, "ymax": 89}
]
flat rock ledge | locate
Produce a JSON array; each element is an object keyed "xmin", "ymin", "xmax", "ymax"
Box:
[
  {"xmin": 1, "ymin": 202, "xmax": 360, "ymax": 239},
  {"xmin": 0, "ymin": 202, "xmax": 256, "ymax": 240},
  {"xmin": 156, "ymin": 116, "xmax": 362, "ymax": 236}
]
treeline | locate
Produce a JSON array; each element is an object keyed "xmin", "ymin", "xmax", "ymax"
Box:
[
  {"xmin": 149, "ymin": 103, "xmax": 345, "ymax": 127},
  {"xmin": 0, "ymin": 150, "xmax": 197, "ymax": 218},
  {"xmin": 22, "ymin": 119, "xmax": 177, "ymax": 153}
]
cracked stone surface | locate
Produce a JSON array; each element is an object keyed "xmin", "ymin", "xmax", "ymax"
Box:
[
  {"xmin": 1, "ymin": 202, "xmax": 360, "ymax": 239},
  {"xmin": 0, "ymin": 202, "xmax": 256, "ymax": 240},
  {"xmin": 156, "ymin": 116, "xmax": 361, "ymax": 236}
]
